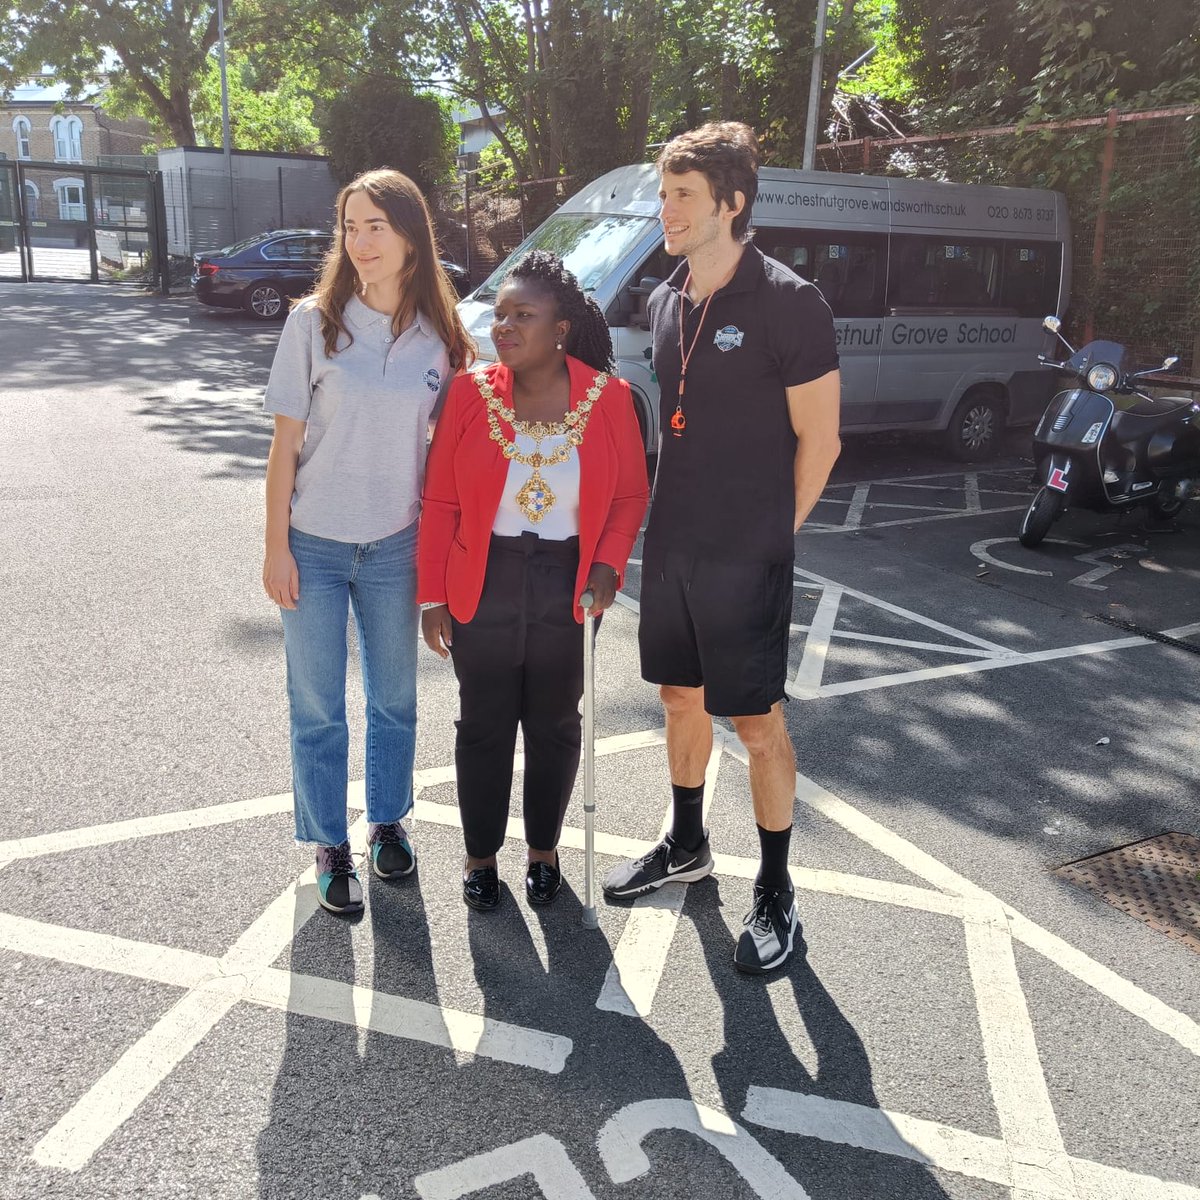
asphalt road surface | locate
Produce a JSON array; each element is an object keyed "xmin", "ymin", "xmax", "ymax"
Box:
[{"xmin": 1, "ymin": 284, "xmax": 1197, "ymax": 1200}]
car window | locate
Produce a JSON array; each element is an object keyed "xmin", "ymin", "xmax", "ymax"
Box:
[{"xmin": 261, "ymin": 238, "xmax": 321, "ymax": 261}]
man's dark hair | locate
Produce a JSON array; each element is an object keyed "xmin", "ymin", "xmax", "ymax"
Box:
[
  {"xmin": 504, "ymin": 250, "xmax": 615, "ymax": 374},
  {"xmin": 656, "ymin": 122, "xmax": 760, "ymax": 243}
]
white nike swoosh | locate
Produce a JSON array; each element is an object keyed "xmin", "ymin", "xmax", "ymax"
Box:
[{"xmin": 665, "ymin": 858, "xmax": 699, "ymax": 875}]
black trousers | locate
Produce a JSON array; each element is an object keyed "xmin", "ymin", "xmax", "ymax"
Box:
[{"xmin": 450, "ymin": 533, "xmax": 589, "ymax": 858}]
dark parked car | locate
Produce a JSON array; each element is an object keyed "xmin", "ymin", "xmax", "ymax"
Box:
[{"xmin": 191, "ymin": 229, "xmax": 472, "ymax": 321}]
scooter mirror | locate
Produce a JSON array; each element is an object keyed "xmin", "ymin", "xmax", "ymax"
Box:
[
  {"xmin": 1043, "ymin": 315, "xmax": 1062, "ymax": 333},
  {"xmin": 1163, "ymin": 355, "xmax": 1180, "ymax": 371}
]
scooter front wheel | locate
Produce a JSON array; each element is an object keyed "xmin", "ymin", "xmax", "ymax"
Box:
[{"xmin": 1019, "ymin": 487, "xmax": 1065, "ymax": 548}]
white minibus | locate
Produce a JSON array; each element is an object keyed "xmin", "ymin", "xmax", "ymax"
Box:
[{"xmin": 457, "ymin": 164, "xmax": 1071, "ymax": 459}]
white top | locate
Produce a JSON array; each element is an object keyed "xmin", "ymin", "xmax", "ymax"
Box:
[
  {"xmin": 263, "ymin": 295, "xmax": 451, "ymax": 543},
  {"xmin": 491, "ymin": 431, "xmax": 581, "ymax": 540}
]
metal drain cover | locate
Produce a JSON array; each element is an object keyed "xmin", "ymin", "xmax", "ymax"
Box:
[{"xmin": 1054, "ymin": 832, "xmax": 1200, "ymax": 954}]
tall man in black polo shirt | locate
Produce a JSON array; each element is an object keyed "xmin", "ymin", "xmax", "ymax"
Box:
[{"xmin": 602, "ymin": 123, "xmax": 842, "ymax": 974}]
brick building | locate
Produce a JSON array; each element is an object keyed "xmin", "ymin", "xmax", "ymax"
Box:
[{"xmin": 3, "ymin": 78, "xmax": 152, "ymax": 234}]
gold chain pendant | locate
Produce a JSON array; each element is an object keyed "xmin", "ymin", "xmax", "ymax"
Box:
[
  {"xmin": 515, "ymin": 469, "xmax": 556, "ymax": 522},
  {"xmin": 474, "ymin": 367, "xmax": 608, "ymax": 525}
]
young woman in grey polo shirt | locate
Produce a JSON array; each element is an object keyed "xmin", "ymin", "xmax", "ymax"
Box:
[{"xmin": 262, "ymin": 169, "xmax": 473, "ymax": 916}]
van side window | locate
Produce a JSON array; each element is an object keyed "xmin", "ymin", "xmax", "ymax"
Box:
[
  {"xmin": 811, "ymin": 236, "xmax": 885, "ymax": 318},
  {"xmin": 1000, "ymin": 244, "xmax": 1063, "ymax": 317},
  {"xmin": 888, "ymin": 235, "xmax": 1007, "ymax": 312},
  {"xmin": 763, "ymin": 231, "xmax": 885, "ymax": 318}
]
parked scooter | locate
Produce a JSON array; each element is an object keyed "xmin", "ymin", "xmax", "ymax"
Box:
[{"xmin": 1019, "ymin": 316, "xmax": 1200, "ymax": 547}]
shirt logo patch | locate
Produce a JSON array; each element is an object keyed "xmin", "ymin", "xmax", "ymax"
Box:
[
  {"xmin": 424, "ymin": 367, "xmax": 441, "ymax": 392},
  {"xmin": 713, "ymin": 325, "xmax": 745, "ymax": 352}
]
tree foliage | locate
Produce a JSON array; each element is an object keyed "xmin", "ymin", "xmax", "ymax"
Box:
[
  {"xmin": 320, "ymin": 78, "xmax": 457, "ymax": 189},
  {"xmin": 1, "ymin": 0, "xmax": 226, "ymax": 145},
  {"xmin": 891, "ymin": 0, "xmax": 1200, "ymax": 127}
]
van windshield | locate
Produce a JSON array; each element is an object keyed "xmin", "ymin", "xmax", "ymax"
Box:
[{"xmin": 474, "ymin": 213, "xmax": 658, "ymax": 301}]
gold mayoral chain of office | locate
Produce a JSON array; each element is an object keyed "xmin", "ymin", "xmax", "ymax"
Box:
[{"xmin": 477, "ymin": 368, "xmax": 608, "ymax": 524}]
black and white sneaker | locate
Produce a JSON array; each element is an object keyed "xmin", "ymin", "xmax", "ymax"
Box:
[
  {"xmin": 734, "ymin": 885, "xmax": 800, "ymax": 974},
  {"xmin": 601, "ymin": 832, "xmax": 713, "ymax": 900}
]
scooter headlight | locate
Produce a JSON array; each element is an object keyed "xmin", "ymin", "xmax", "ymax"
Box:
[{"xmin": 1086, "ymin": 363, "xmax": 1118, "ymax": 392}]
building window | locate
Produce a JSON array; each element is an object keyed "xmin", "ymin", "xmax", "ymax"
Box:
[
  {"xmin": 54, "ymin": 178, "xmax": 86, "ymax": 221},
  {"xmin": 13, "ymin": 117, "xmax": 32, "ymax": 160},
  {"xmin": 51, "ymin": 116, "xmax": 83, "ymax": 162},
  {"xmin": 24, "ymin": 180, "xmax": 39, "ymax": 220}
]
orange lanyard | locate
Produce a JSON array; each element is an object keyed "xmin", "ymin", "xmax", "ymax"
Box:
[{"xmin": 671, "ymin": 273, "xmax": 715, "ymax": 437}]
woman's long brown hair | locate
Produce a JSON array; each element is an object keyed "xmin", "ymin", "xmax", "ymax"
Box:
[{"xmin": 311, "ymin": 169, "xmax": 474, "ymax": 368}]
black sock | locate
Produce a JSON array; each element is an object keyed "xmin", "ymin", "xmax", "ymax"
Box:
[
  {"xmin": 756, "ymin": 824, "xmax": 793, "ymax": 892},
  {"xmin": 670, "ymin": 783, "xmax": 705, "ymax": 851}
]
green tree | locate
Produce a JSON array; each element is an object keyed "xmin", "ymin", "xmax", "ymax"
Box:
[
  {"xmin": 1, "ymin": 0, "xmax": 228, "ymax": 145},
  {"xmin": 319, "ymin": 78, "xmax": 457, "ymax": 189},
  {"xmin": 192, "ymin": 51, "xmax": 320, "ymax": 152}
]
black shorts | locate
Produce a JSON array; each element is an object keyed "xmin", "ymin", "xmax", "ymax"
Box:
[{"xmin": 637, "ymin": 545, "xmax": 794, "ymax": 717}]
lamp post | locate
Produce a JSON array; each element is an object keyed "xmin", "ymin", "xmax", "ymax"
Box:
[
  {"xmin": 801, "ymin": 0, "xmax": 829, "ymax": 171},
  {"xmin": 216, "ymin": 0, "xmax": 237, "ymax": 240}
]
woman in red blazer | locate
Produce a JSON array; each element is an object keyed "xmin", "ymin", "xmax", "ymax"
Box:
[{"xmin": 418, "ymin": 251, "xmax": 649, "ymax": 910}]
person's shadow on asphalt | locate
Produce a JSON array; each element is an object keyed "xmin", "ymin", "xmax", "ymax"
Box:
[{"xmin": 688, "ymin": 878, "xmax": 955, "ymax": 1199}]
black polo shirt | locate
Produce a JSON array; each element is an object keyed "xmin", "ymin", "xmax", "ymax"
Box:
[{"xmin": 644, "ymin": 244, "xmax": 839, "ymax": 564}]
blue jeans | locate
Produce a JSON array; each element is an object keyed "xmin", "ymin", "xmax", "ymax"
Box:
[{"xmin": 280, "ymin": 522, "xmax": 418, "ymax": 847}]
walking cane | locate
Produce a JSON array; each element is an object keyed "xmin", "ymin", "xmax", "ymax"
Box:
[{"xmin": 579, "ymin": 589, "xmax": 599, "ymax": 929}]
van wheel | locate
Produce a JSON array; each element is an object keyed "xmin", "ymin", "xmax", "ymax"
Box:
[
  {"xmin": 944, "ymin": 390, "xmax": 1004, "ymax": 461},
  {"xmin": 1019, "ymin": 487, "xmax": 1064, "ymax": 547}
]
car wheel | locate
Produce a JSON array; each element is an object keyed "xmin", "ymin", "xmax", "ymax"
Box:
[
  {"xmin": 244, "ymin": 283, "xmax": 285, "ymax": 320},
  {"xmin": 1018, "ymin": 486, "xmax": 1065, "ymax": 548},
  {"xmin": 944, "ymin": 389, "xmax": 1005, "ymax": 461}
]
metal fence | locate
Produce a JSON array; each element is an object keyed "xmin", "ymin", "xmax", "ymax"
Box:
[
  {"xmin": 449, "ymin": 175, "xmax": 578, "ymax": 285},
  {"xmin": 161, "ymin": 162, "xmax": 340, "ymax": 258},
  {"xmin": 815, "ymin": 106, "xmax": 1200, "ymax": 375}
]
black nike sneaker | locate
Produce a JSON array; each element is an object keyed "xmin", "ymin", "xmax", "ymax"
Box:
[
  {"xmin": 734, "ymin": 884, "xmax": 800, "ymax": 974},
  {"xmin": 601, "ymin": 832, "xmax": 714, "ymax": 900}
]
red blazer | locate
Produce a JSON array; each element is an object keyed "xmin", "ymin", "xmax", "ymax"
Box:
[{"xmin": 417, "ymin": 356, "xmax": 649, "ymax": 623}]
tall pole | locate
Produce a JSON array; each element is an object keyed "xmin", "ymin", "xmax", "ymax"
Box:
[
  {"xmin": 802, "ymin": 0, "xmax": 829, "ymax": 171},
  {"xmin": 216, "ymin": 0, "xmax": 237, "ymax": 240}
]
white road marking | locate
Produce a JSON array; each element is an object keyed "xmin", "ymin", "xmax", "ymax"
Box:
[
  {"xmin": 743, "ymin": 1088, "xmax": 1200, "ymax": 1199},
  {"xmin": 803, "ymin": 505, "xmax": 1027, "ymax": 534},
  {"xmin": 963, "ymin": 906, "xmax": 1076, "ymax": 1199},
  {"xmin": 597, "ymin": 1099, "xmax": 811, "ymax": 1199},
  {"xmin": 843, "ymin": 484, "xmax": 871, "ymax": 529},
  {"xmin": 788, "ymin": 624, "xmax": 1002, "ymax": 657},
  {"xmin": 792, "ymin": 568, "xmax": 1013, "ymax": 654},
  {"xmin": 0, "ymin": 912, "xmax": 217, "ymax": 989},
  {"xmin": 414, "ymin": 1133, "xmax": 596, "ymax": 1200},
  {"xmin": 32, "ymin": 985, "xmax": 241, "ymax": 1171},
  {"xmin": 790, "ymin": 586, "xmax": 844, "ymax": 698},
  {"xmin": 963, "ymin": 472, "xmax": 982, "ymax": 512},
  {"xmin": 743, "ymin": 1086, "xmax": 1012, "ymax": 1186},
  {"xmin": 802, "ymin": 629, "xmax": 1186, "ymax": 699},
  {"xmin": 247, "ymin": 969, "xmax": 570, "ymax": 1073},
  {"xmin": 595, "ymin": 736, "xmax": 724, "ymax": 1017},
  {"xmin": 767, "ymin": 757, "xmax": 1200, "ymax": 1057},
  {"xmin": 970, "ymin": 535, "xmax": 1085, "ymax": 576},
  {"xmin": 0, "ymin": 791, "xmax": 296, "ymax": 862},
  {"xmin": 7, "ymin": 549, "xmax": 1198, "ymax": 1189},
  {"xmin": 1068, "ymin": 543, "xmax": 1146, "ymax": 591}
]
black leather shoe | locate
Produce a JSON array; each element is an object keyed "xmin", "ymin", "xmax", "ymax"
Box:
[
  {"xmin": 463, "ymin": 866, "xmax": 500, "ymax": 910},
  {"xmin": 525, "ymin": 855, "xmax": 562, "ymax": 906}
]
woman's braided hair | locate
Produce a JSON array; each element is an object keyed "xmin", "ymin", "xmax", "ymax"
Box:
[{"xmin": 504, "ymin": 250, "xmax": 615, "ymax": 374}]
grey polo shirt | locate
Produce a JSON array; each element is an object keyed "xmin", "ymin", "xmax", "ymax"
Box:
[{"xmin": 263, "ymin": 294, "xmax": 451, "ymax": 543}]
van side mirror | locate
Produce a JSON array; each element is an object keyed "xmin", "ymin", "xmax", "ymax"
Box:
[{"xmin": 626, "ymin": 276, "xmax": 663, "ymax": 331}]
